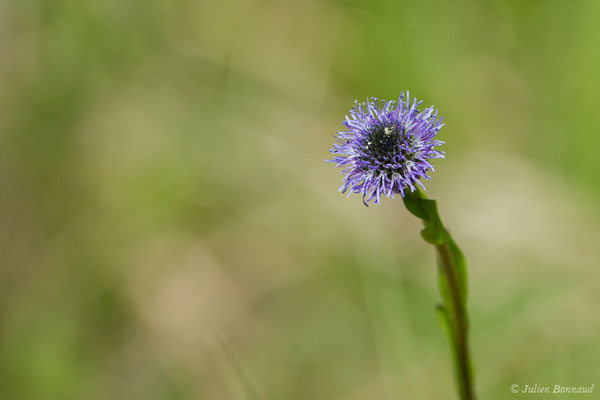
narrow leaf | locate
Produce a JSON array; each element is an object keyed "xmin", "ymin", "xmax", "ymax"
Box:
[
  {"xmin": 447, "ymin": 234, "xmax": 468, "ymax": 305},
  {"xmin": 435, "ymin": 304, "xmax": 452, "ymax": 340},
  {"xmin": 402, "ymin": 192, "xmax": 428, "ymax": 220}
]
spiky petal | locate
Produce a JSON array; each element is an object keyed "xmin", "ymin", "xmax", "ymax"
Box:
[{"xmin": 328, "ymin": 92, "xmax": 445, "ymax": 205}]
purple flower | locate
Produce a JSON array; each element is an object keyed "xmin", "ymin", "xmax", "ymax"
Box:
[{"xmin": 328, "ymin": 92, "xmax": 445, "ymax": 205}]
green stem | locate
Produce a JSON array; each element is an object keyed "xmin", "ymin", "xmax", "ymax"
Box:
[
  {"xmin": 437, "ymin": 240, "xmax": 475, "ymax": 400},
  {"xmin": 403, "ymin": 189, "xmax": 475, "ymax": 400}
]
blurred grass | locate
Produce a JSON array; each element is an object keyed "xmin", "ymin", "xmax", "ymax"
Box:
[{"xmin": 1, "ymin": 0, "xmax": 599, "ymax": 399}]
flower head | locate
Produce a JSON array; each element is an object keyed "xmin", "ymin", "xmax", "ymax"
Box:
[{"xmin": 328, "ymin": 92, "xmax": 445, "ymax": 205}]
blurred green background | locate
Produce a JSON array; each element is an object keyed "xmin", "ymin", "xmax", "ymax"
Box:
[{"xmin": 1, "ymin": 0, "xmax": 599, "ymax": 399}]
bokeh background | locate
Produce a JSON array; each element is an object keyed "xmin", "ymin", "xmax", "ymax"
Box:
[{"xmin": 1, "ymin": 0, "xmax": 599, "ymax": 399}]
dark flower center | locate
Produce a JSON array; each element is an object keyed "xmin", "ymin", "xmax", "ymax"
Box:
[
  {"xmin": 363, "ymin": 124, "xmax": 414, "ymax": 161},
  {"xmin": 365, "ymin": 126, "xmax": 399, "ymax": 156},
  {"xmin": 356, "ymin": 124, "xmax": 422, "ymax": 179}
]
